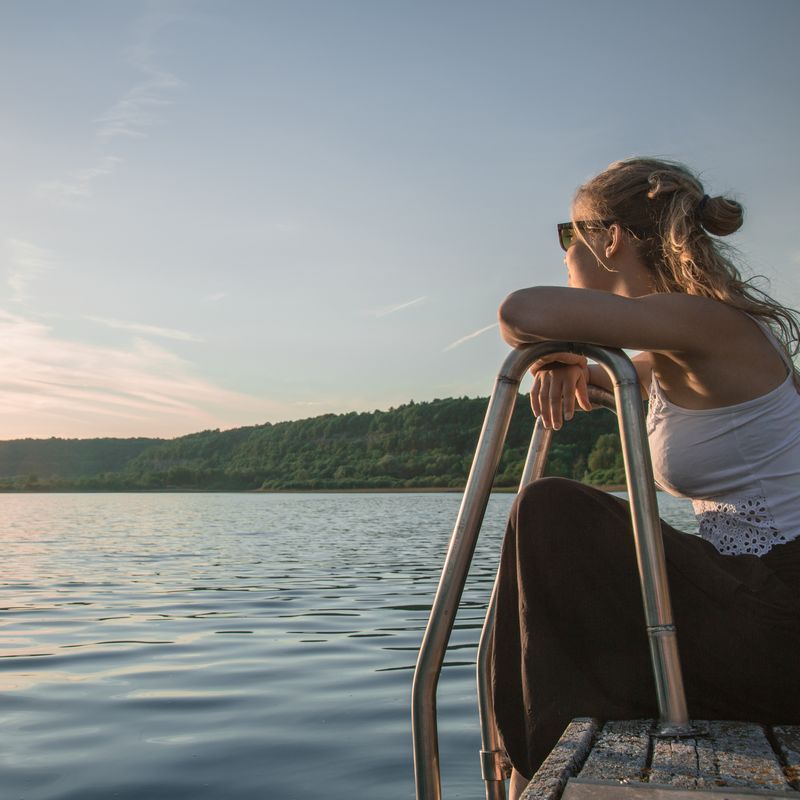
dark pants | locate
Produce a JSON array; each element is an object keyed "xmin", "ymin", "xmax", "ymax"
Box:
[{"xmin": 490, "ymin": 478, "xmax": 800, "ymax": 780}]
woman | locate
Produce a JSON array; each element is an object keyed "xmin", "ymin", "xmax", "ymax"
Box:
[{"xmin": 492, "ymin": 158, "xmax": 800, "ymax": 799}]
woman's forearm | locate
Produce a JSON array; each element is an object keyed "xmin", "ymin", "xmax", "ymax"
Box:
[{"xmin": 587, "ymin": 363, "xmax": 613, "ymax": 393}]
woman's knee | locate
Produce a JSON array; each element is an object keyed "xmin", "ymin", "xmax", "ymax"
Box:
[
  {"xmin": 511, "ymin": 477, "xmax": 628, "ymax": 550},
  {"xmin": 510, "ymin": 478, "xmax": 585, "ymax": 546},
  {"xmin": 514, "ymin": 477, "xmax": 591, "ymax": 521}
]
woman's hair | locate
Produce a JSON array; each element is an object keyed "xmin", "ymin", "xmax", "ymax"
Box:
[{"xmin": 573, "ymin": 157, "xmax": 800, "ymax": 358}]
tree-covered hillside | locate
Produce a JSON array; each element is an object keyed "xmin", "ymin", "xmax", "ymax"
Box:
[
  {"xmin": 0, "ymin": 438, "xmax": 162, "ymax": 483},
  {"xmin": 0, "ymin": 395, "xmax": 625, "ymax": 491}
]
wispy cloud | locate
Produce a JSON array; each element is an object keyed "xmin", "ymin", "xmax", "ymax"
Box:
[
  {"xmin": 85, "ymin": 316, "xmax": 204, "ymax": 343},
  {"xmin": 368, "ymin": 295, "xmax": 429, "ymax": 318},
  {"xmin": 0, "ymin": 310, "xmax": 270, "ymax": 439},
  {"xmin": 204, "ymin": 291, "xmax": 229, "ymax": 303},
  {"xmin": 443, "ymin": 323, "xmax": 498, "ymax": 352},
  {"xmin": 37, "ymin": 156, "xmax": 123, "ymax": 205},
  {"xmin": 36, "ymin": 21, "xmax": 182, "ymax": 205},
  {"xmin": 6, "ymin": 239, "xmax": 57, "ymax": 303},
  {"xmin": 95, "ymin": 44, "xmax": 182, "ymax": 140}
]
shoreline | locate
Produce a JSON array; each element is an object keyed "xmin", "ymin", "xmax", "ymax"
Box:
[
  {"xmin": 255, "ymin": 484, "xmax": 630, "ymax": 494},
  {"xmin": 0, "ymin": 483, "xmax": 631, "ymax": 495},
  {"xmin": 254, "ymin": 484, "xmax": 629, "ymax": 494}
]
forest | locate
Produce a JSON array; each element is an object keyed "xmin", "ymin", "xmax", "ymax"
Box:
[{"xmin": 0, "ymin": 395, "xmax": 625, "ymax": 492}]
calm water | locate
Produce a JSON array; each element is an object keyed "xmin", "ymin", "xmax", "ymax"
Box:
[{"xmin": 0, "ymin": 491, "xmax": 695, "ymax": 800}]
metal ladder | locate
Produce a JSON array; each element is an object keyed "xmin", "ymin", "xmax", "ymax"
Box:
[{"xmin": 411, "ymin": 342, "xmax": 693, "ymax": 800}]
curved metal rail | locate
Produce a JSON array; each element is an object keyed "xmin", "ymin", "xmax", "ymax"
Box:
[
  {"xmin": 474, "ymin": 384, "xmax": 616, "ymax": 797},
  {"xmin": 411, "ymin": 343, "xmax": 691, "ymax": 800}
]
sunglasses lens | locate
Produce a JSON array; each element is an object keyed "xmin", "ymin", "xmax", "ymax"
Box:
[{"xmin": 559, "ymin": 225, "xmax": 574, "ymax": 251}]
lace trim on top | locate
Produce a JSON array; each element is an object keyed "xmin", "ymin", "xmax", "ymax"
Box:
[
  {"xmin": 693, "ymin": 495, "xmax": 789, "ymax": 556},
  {"xmin": 646, "ymin": 373, "xmax": 662, "ymax": 435}
]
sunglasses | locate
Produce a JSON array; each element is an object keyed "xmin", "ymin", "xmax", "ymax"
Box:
[{"xmin": 557, "ymin": 220, "xmax": 615, "ymax": 252}]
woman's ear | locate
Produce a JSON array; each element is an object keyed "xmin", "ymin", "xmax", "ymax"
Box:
[{"xmin": 605, "ymin": 223, "xmax": 624, "ymax": 258}]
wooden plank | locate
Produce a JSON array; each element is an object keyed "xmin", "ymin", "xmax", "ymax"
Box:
[
  {"xmin": 526, "ymin": 718, "xmax": 799, "ymax": 799},
  {"xmin": 708, "ymin": 721, "xmax": 790, "ymax": 792},
  {"xmin": 521, "ymin": 718, "xmax": 599, "ymax": 800},
  {"xmin": 773, "ymin": 726, "xmax": 800, "ymax": 789},
  {"xmin": 577, "ymin": 719, "xmax": 652, "ymax": 783},
  {"xmin": 694, "ymin": 729, "xmax": 718, "ymax": 789},
  {"xmin": 649, "ymin": 725, "xmax": 712, "ymax": 790},
  {"xmin": 562, "ymin": 779, "xmax": 799, "ymax": 799},
  {"xmin": 648, "ymin": 720, "xmax": 793, "ymax": 793}
]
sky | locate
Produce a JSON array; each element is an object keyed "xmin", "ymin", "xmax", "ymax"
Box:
[{"xmin": 2, "ymin": 0, "xmax": 799, "ymax": 440}]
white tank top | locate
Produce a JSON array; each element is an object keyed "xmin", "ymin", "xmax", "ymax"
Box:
[{"xmin": 646, "ymin": 321, "xmax": 800, "ymax": 556}]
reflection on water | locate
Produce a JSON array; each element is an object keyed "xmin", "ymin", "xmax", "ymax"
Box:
[{"xmin": 0, "ymin": 491, "xmax": 694, "ymax": 800}]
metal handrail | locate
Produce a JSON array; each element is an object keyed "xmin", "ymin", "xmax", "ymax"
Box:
[
  {"xmin": 474, "ymin": 385, "xmax": 616, "ymax": 799},
  {"xmin": 411, "ymin": 343, "xmax": 691, "ymax": 800}
]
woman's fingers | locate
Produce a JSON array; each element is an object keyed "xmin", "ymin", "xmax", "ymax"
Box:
[
  {"xmin": 562, "ymin": 384, "xmax": 576, "ymax": 423},
  {"xmin": 530, "ymin": 363, "xmax": 589, "ymax": 429},
  {"xmin": 536, "ymin": 371, "xmax": 564, "ymax": 430},
  {"xmin": 530, "ymin": 374, "xmax": 542, "ymax": 418},
  {"xmin": 548, "ymin": 382, "xmax": 564, "ymax": 429},
  {"xmin": 575, "ymin": 369, "xmax": 592, "ymax": 413},
  {"xmin": 532, "ymin": 370, "xmax": 551, "ymax": 425}
]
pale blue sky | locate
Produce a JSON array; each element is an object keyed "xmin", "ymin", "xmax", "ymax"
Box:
[{"xmin": 2, "ymin": 0, "xmax": 799, "ymax": 438}]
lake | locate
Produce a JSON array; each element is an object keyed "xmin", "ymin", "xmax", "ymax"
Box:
[{"xmin": 0, "ymin": 491, "xmax": 696, "ymax": 800}]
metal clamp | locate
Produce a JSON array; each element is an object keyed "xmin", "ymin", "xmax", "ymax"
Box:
[{"xmin": 480, "ymin": 749, "xmax": 513, "ymax": 781}]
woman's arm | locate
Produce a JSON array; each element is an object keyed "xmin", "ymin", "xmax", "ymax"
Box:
[
  {"xmin": 499, "ymin": 285, "xmax": 788, "ymax": 413},
  {"xmin": 498, "ymin": 286, "xmax": 735, "ymax": 354}
]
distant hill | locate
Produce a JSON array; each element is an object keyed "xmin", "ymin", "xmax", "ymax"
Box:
[
  {"xmin": 0, "ymin": 438, "xmax": 162, "ymax": 481},
  {"xmin": 0, "ymin": 395, "xmax": 623, "ymax": 491}
]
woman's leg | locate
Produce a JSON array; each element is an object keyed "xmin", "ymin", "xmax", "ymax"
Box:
[
  {"xmin": 491, "ymin": 477, "xmax": 657, "ymax": 780},
  {"xmin": 509, "ymin": 768, "xmax": 530, "ymax": 800},
  {"xmin": 491, "ymin": 476, "xmax": 800, "ymax": 786}
]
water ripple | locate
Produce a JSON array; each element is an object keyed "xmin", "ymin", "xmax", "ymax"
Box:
[{"xmin": 0, "ymin": 490, "xmax": 695, "ymax": 800}]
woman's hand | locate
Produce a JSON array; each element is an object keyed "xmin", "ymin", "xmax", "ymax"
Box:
[{"xmin": 530, "ymin": 353, "xmax": 592, "ymax": 430}]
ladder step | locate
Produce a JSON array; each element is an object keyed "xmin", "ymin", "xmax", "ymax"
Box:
[{"xmin": 523, "ymin": 720, "xmax": 800, "ymax": 799}]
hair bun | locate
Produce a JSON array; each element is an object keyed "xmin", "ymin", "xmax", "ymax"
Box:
[{"xmin": 700, "ymin": 195, "xmax": 744, "ymax": 237}]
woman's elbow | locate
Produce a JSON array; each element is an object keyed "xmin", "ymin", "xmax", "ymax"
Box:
[{"xmin": 498, "ymin": 289, "xmax": 543, "ymax": 345}]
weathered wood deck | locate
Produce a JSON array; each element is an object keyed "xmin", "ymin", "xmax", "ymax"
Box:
[{"xmin": 522, "ymin": 719, "xmax": 800, "ymax": 799}]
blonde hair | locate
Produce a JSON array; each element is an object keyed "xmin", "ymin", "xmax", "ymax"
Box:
[{"xmin": 573, "ymin": 157, "xmax": 800, "ymax": 360}]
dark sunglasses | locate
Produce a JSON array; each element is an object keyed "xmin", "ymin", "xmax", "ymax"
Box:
[{"xmin": 557, "ymin": 220, "xmax": 615, "ymax": 252}]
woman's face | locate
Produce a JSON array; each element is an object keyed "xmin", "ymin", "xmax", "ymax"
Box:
[{"xmin": 564, "ymin": 223, "xmax": 613, "ymax": 291}]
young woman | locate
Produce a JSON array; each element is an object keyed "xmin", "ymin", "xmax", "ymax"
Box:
[{"xmin": 492, "ymin": 158, "xmax": 800, "ymax": 799}]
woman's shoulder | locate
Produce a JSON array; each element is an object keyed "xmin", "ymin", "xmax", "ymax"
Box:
[
  {"xmin": 635, "ymin": 294, "xmax": 782, "ymax": 359},
  {"xmin": 634, "ymin": 292, "xmax": 749, "ymax": 323},
  {"xmin": 648, "ymin": 299, "xmax": 790, "ymax": 409}
]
